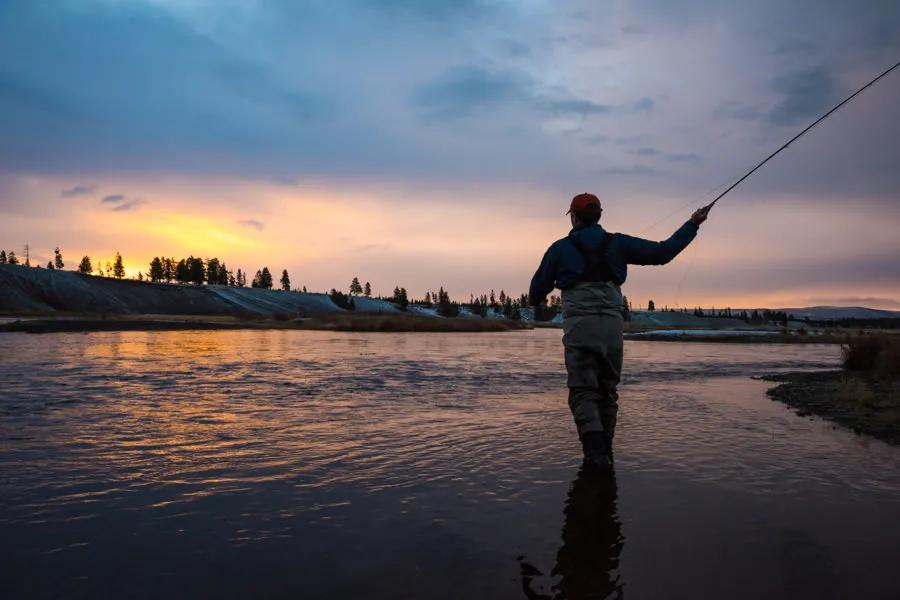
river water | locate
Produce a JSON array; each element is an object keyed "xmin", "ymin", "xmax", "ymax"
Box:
[{"xmin": 1, "ymin": 330, "xmax": 898, "ymax": 599}]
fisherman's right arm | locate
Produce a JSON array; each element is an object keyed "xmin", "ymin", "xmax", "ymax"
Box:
[{"xmin": 529, "ymin": 246, "xmax": 559, "ymax": 306}]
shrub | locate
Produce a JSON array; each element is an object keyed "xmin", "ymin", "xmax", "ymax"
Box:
[{"xmin": 841, "ymin": 335, "xmax": 900, "ymax": 379}]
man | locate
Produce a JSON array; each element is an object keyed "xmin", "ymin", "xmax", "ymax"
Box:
[{"xmin": 530, "ymin": 193, "xmax": 711, "ymax": 471}]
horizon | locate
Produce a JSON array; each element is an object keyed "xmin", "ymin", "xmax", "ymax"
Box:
[{"xmin": 1, "ymin": 1, "xmax": 898, "ymax": 309}]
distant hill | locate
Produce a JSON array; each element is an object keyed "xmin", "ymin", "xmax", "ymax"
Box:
[
  {"xmin": 778, "ymin": 306, "xmax": 900, "ymax": 321},
  {"xmin": 0, "ymin": 264, "xmax": 400, "ymax": 317}
]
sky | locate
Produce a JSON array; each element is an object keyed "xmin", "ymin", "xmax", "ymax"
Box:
[{"xmin": 1, "ymin": 0, "xmax": 898, "ymax": 309}]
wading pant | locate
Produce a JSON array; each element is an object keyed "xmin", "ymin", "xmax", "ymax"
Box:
[{"xmin": 561, "ymin": 282, "xmax": 624, "ymax": 445}]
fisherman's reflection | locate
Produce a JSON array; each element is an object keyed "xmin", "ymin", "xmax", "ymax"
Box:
[{"xmin": 521, "ymin": 465, "xmax": 624, "ymax": 599}]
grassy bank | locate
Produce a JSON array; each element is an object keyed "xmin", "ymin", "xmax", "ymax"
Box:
[{"xmin": 765, "ymin": 334, "xmax": 900, "ymax": 445}]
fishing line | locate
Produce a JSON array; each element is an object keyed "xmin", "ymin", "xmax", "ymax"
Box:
[
  {"xmin": 646, "ymin": 59, "xmax": 900, "ymax": 308},
  {"xmin": 639, "ymin": 59, "xmax": 900, "ymax": 234}
]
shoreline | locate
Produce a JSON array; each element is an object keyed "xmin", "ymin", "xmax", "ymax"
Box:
[
  {"xmin": 0, "ymin": 314, "xmax": 532, "ymax": 334},
  {"xmin": 764, "ymin": 371, "xmax": 899, "ymax": 446}
]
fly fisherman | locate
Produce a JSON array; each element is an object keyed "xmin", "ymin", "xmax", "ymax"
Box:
[{"xmin": 530, "ymin": 193, "xmax": 711, "ymax": 471}]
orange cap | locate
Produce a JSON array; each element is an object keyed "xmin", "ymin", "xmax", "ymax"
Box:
[{"xmin": 567, "ymin": 192, "xmax": 602, "ymax": 215}]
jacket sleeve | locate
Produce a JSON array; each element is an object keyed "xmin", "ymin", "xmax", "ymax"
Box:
[
  {"xmin": 529, "ymin": 245, "xmax": 558, "ymax": 305},
  {"xmin": 621, "ymin": 221, "xmax": 699, "ymax": 265}
]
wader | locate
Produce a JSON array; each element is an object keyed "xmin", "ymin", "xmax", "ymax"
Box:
[{"xmin": 561, "ymin": 282, "xmax": 624, "ymax": 451}]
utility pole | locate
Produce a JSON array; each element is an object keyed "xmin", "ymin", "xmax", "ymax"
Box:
[{"xmin": 24, "ymin": 243, "xmax": 30, "ymax": 267}]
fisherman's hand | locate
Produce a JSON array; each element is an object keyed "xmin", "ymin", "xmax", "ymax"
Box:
[{"xmin": 690, "ymin": 204, "xmax": 712, "ymax": 225}]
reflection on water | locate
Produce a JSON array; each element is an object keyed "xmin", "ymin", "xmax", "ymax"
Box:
[
  {"xmin": 521, "ymin": 466, "xmax": 623, "ymax": 600},
  {"xmin": 1, "ymin": 330, "xmax": 898, "ymax": 599}
]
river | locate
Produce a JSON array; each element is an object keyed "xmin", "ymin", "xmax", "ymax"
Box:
[{"xmin": 1, "ymin": 330, "xmax": 898, "ymax": 598}]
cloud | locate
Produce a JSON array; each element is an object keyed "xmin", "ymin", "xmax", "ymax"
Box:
[
  {"xmin": 110, "ymin": 199, "xmax": 146, "ymax": 212},
  {"xmin": 414, "ymin": 65, "xmax": 611, "ymax": 120},
  {"xmin": 237, "ymin": 219, "xmax": 265, "ymax": 231},
  {"xmin": 632, "ymin": 97, "xmax": 654, "ymax": 112},
  {"xmin": 60, "ymin": 184, "xmax": 95, "ymax": 198},
  {"xmin": 413, "ymin": 66, "xmax": 526, "ymax": 118},
  {"xmin": 714, "ymin": 101, "xmax": 762, "ymax": 121},
  {"xmin": 767, "ymin": 67, "xmax": 835, "ymax": 125},
  {"xmin": 636, "ymin": 147, "xmax": 661, "ymax": 156},
  {"xmin": 101, "ymin": 194, "xmax": 125, "ymax": 203},
  {"xmin": 597, "ymin": 164, "xmax": 663, "ymax": 176},
  {"xmin": 667, "ymin": 153, "xmax": 702, "ymax": 164},
  {"xmin": 537, "ymin": 98, "xmax": 612, "ymax": 116}
]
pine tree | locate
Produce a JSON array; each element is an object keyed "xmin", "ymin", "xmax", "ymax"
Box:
[
  {"xmin": 78, "ymin": 256, "xmax": 94, "ymax": 275},
  {"xmin": 251, "ymin": 270, "xmax": 263, "ymax": 288},
  {"xmin": 47, "ymin": 261, "xmax": 54, "ymax": 269},
  {"xmin": 302, "ymin": 286, "xmax": 307, "ymax": 293},
  {"xmin": 137, "ymin": 271, "xmax": 143, "ymax": 281},
  {"xmin": 149, "ymin": 257, "xmax": 164, "ymax": 282},
  {"xmin": 280, "ymin": 269, "xmax": 291, "ymax": 291},
  {"xmin": 349, "ymin": 277, "xmax": 363, "ymax": 295},
  {"xmin": 235, "ymin": 268, "xmax": 244, "ymax": 287},
  {"xmin": 54, "ymin": 247, "xmax": 64, "ymax": 270},
  {"xmin": 0, "ymin": 250, "xmax": 6, "ymax": 264},
  {"xmin": 364, "ymin": 281, "xmax": 371, "ymax": 297},
  {"xmin": 648, "ymin": 299, "xmax": 655, "ymax": 311},
  {"xmin": 96, "ymin": 260, "xmax": 102, "ymax": 275},
  {"xmin": 113, "ymin": 253, "xmax": 125, "ymax": 279},
  {"xmin": 8, "ymin": 251, "xmax": 18, "ymax": 265},
  {"xmin": 206, "ymin": 258, "xmax": 221, "ymax": 285}
]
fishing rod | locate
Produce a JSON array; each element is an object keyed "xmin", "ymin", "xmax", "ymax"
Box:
[{"xmin": 701, "ymin": 59, "xmax": 900, "ymax": 211}]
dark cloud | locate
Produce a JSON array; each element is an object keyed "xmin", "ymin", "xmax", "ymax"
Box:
[
  {"xmin": 110, "ymin": 199, "xmax": 146, "ymax": 212},
  {"xmin": 767, "ymin": 67, "xmax": 836, "ymax": 125},
  {"xmin": 101, "ymin": 194, "xmax": 125, "ymax": 204},
  {"xmin": 237, "ymin": 219, "xmax": 265, "ymax": 231},
  {"xmin": 60, "ymin": 184, "xmax": 95, "ymax": 198}
]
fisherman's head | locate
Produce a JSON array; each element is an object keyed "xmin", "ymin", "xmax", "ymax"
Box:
[{"xmin": 567, "ymin": 193, "xmax": 602, "ymax": 227}]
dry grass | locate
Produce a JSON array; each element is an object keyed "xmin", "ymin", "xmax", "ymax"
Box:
[{"xmin": 842, "ymin": 334, "xmax": 900, "ymax": 379}]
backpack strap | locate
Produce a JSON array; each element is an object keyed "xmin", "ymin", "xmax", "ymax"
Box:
[{"xmin": 567, "ymin": 231, "xmax": 613, "ymax": 283}]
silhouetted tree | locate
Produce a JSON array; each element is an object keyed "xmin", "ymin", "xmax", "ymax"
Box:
[
  {"xmin": 0, "ymin": 250, "xmax": 6, "ymax": 264},
  {"xmin": 75, "ymin": 258, "xmax": 88, "ymax": 275},
  {"xmin": 364, "ymin": 281, "xmax": 371, "ymax": 297},
  {"xmin": 162, "ymin": 258, "xmax": 175, "ymax": 283},
  {"xmin": 329, "ymin": 289, "xmax": 355, "ymax": 310},
  {"xmin": 349, "ymin": 277, "xmax": 363, "ymax": 295},
  {"xmin": 206, "ymin": 258, "xmax": 221, "ymax": 285},
  {"xmin": 423, "ymin": 291, "xmax": 432, "ymax": 306},
  {"xmin": 47, "ymin": 261, "xmax": 54, "ymax": 269},
  {"xmin": 252, "ymin": 267, "xmax": 273, "ymax": 289},
  {"xmin": 436, "ymin": 287, "xmax": 459, "ymax": 317},
  {"xmin": 648, "ymin": 299, "xmax": 655, "ymax": 311},
  {"xmin": 8, "ymin": 251, "xmax": 18, "ymax": 265},
  {"xmin": 113, "ymin": 253, "xmax": 125, "ymax": 279},
  {"xmin": 54, "ymin": 247, "xmax": 64, "ymax": 270},
  {"xmin": 280, "ymin": 269, "xmax": 291, "ymax": 291},
  {"xmin": 175, "ymin": 259, "xmax": 189, "ymax": 283},
  {"xmin": 148, "ymin": 257, "xmax": 164, "ymax": 282},
  {"xmin": 622, "ymin": 295, "xmax": 632, "ymax": 321}
]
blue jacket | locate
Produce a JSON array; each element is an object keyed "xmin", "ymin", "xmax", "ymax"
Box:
[{"xmin": 529, "ymin": 221, "xmax": 699, "ymax": 304}]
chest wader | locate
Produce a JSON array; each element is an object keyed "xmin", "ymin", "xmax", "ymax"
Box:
[{"xmin": 561, "ymin": 233, "xmax": 624, "ymax": 467}]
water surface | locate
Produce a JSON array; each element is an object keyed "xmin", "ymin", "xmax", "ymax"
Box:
[{"xmin": 1, "ymin": 330, "xmax": 898, "ymax": 598}]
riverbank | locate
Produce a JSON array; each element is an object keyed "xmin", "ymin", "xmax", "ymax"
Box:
[
  {"xmin": 0, "ymin": 314, "xmax": 531, "ymax": 333},
  {"xmin": 765, "ymin": 371, "xmax": 900, "ymax": 445},
  {"xmin": 625, "ymin": 329, "xmax": 847, "ymax": 344}
]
